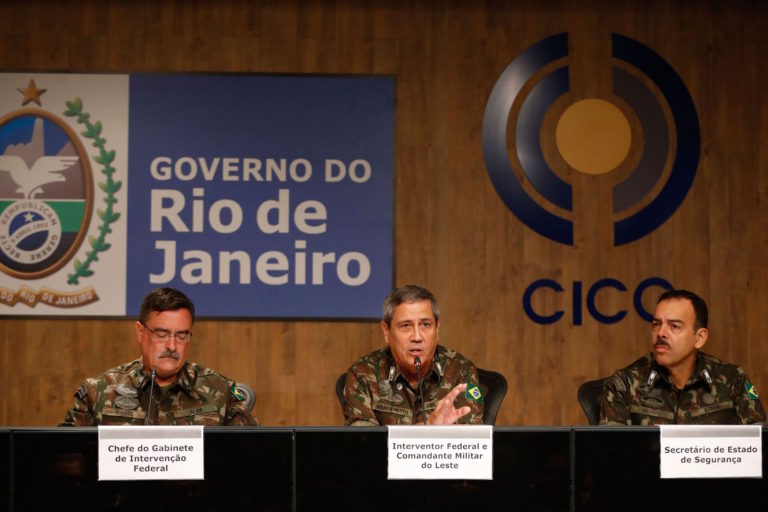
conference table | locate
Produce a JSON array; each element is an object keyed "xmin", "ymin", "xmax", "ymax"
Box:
[{"xmin": 3, "ymin": 426, "xmax": 767, "ymax": 511}]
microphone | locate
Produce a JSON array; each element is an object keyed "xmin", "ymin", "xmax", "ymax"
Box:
[
  {"xmin": 414, "ymin": 357, "xmax": 427, "ymax": 425},
  {"xmin": 145, "ymin": 368, "xmax": 157, "ymax": 425}
]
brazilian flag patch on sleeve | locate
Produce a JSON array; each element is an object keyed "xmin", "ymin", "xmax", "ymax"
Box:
[
  {"xmin": 232, "ymin": 384, "xmax": 246, "ymax": 401},
  {"xmin": 746, "ymin": 382, "xmax": 759, "ymax": 400},
  {"xmin": 465, "ymin": 383, "xmax": 483, "ymax": 403}
]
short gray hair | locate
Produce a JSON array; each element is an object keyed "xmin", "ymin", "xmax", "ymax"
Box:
[{"xmin": 382, "ymin": 285, "xmax": 439, "ymax": 326}]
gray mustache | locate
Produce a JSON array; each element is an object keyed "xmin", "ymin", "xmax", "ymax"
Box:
[{"xmin": 158, "ymin": 350, "xmax": 181, "ymax": 360}]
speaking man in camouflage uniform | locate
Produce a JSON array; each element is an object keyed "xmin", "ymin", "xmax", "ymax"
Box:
[
  {"xmin": 342, "ymin": 285, "xmax": 484, "ymax": 425},
  {"xmin": 61, "ymin": 287, "xmax": 259, "ymax": 426},
  {"xmin": 600, "ymin": 289, "xmax": 765, "ymax": 425}
]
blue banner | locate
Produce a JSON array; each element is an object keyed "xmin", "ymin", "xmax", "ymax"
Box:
[
  {"xmin": 0, "ymin": 73, "xmax": 393, "ymax": 318},
  {"xmin": 126, "ymin": 74, "xmax": 394, "ymax": 318}
]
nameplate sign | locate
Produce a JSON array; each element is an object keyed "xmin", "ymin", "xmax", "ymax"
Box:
[
  {"xmin": 659, "ymin": 424, "xmax": 762, "ymax": 478},
  {"xmin": 98, "ymin": 425, "xmax": 204, "ymax": 480},
  {"xmin": 387, "ymin": 425, "xmax": 493, "ymax": 480}
]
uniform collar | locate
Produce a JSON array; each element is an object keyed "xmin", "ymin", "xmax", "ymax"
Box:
[
  {"xmin": 386, "ymin": 346, "xmax": 444, "ymax": 385},
  {"xmin": 647, "ymin": 352, "xmax": 711, "ymax": 389},
  {"xmin": 134, "ymin": 357, "xmax": 199, "ymax": 398}
]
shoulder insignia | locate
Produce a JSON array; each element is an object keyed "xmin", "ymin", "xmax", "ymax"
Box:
[
  {"xmin": 231, "ymin": 384, "xmax": 246, "ymax": 401},
  {"xmin": 465, "ymin": 383, "xmax": 483, "ymax": 403},
  {"xmin": 610, "ymin": 375, "xmax": 626, "ymax": 393},
  {"xmin": 746, "ymin": 382, "xmax": 759, "ymax": 400},
  {"xmin": 75, "ymin": 384, "xmax": 87, "ymax": 400}
]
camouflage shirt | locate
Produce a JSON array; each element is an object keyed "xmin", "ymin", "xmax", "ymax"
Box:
[
  {"xmin": 600, "ymin": 352, "xmax": 766, "ymax": 425},
  {"xmin": 60, "ymin": 358, "xmax": 259, "ymax": 426},
  {"xmin": 342, "ymin": 345, "xmax": 484, "ymax": 425}
]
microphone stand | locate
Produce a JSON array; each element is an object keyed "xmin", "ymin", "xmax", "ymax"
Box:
[
  {"xmin": 414, "ymin": 357, "xmax": 427, "ymax": 425},
  {"xmin": 145, "ymin": 368, "xmax": 157, "ymax": 425}
]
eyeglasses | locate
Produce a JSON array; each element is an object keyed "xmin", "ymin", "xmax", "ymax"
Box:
[{"xmin": 141, "ymin": 323, "xmax": 192, "ymax": 344}]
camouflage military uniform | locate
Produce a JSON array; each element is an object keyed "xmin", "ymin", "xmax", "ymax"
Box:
[
  {"xmin": 600, "ymin": 352, "xmax": 765, "ymax": 425},
  {"xmin": 60, "ymin": 358, "xmax": 259, "ymax": 426},
  {"xmin": 342, "ymin": 345, "xmax": 484, "ymax": 425}
]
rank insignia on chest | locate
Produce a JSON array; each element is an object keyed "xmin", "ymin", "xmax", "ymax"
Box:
[
  {"xmin": 115, "ymin": 384, "xmax": 138, "ymax": 397},
  {"xmin": 746, "ymin": 382, "xmax": 759, "ymax": 400},
  {"xmin": 114, "ymin": 396, "xmax": 140, "ymax": 410},
  {"xmin": 465, "ymin": 384, "xmax": 483, "ymax": 403}
]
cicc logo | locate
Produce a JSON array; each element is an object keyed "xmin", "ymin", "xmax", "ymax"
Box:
[
  {"xmin": 0, "ymin": 79, "xmax": 121, "ymax": 308},
  {"xmin": 482, "ymin": 33, "xmax": 700, "ymax": 246}
]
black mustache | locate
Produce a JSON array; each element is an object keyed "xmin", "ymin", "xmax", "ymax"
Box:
[{"xmin": 654, "ymin": 340, "xmax": 671, "ymax": 349}]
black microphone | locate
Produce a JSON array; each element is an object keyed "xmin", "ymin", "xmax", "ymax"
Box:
[
  {"xmin": 145, "ymin": 368, "xmax": 157, "ymax": 425},
  {"xmin": 414, "ymin": 357, "xmax": 427, "ymax": 425}
]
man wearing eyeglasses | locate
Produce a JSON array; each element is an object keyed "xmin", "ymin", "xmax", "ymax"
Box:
[{"xmin": 61, "ymin": 287, "xmax": 259, "ymax": 426}]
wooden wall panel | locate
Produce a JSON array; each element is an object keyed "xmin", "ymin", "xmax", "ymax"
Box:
[{"xmin": 0, "ymin": 0, "xmax": 766, "ymax": 427}]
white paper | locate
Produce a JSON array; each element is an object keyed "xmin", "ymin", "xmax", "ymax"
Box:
[
  {"xmin": 98, "ymin": 425, "xmax": 204, "ymax": 480},
  {"xmin": 659, "ymin": 424, "xmax": 762, "ymax": 478},
  {"xmin": 387, "ymin": 425, "xmax": 493, "ymax": 480}
]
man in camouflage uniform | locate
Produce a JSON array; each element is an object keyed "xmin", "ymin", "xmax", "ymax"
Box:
[
  {"xmin": 61, "ymin": 287, "xmax": 258, "ymax": 426},
  {"xmin": 600, "ymin": 289, "xmax": 765, "ymax": 425},
  {"xmin": 342, "ymin": 285, "xmax": 484, "ymax": 425}
]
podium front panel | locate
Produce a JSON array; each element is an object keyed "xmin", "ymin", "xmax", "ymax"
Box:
[
  {"xmin": 573, "ymin": 427, "xmax": 768, "ymax": 511},
  {"xmin": 9, "ymin": 428, "xmax": 292, "ymax": 512},
  {"xmin": 294, "ymin": 427, "xmax": 571, "ymax": 512}
]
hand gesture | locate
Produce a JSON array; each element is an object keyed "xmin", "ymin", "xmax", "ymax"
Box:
[{"xmin": 426, "ymin": 383, "xmax": 471, "ymax": 425}]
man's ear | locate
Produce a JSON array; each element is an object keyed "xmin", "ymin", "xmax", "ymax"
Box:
[
  {"xmin": 381, "ymin": 320, "xmax": 390, "ymax": 346},
  {"xmin": 135, "ymin": 321, "xmax": 144, "ymax": 344},
  {"xmin": 694, "ymin": 327, "xmax": 708, "ymax": 350}
]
